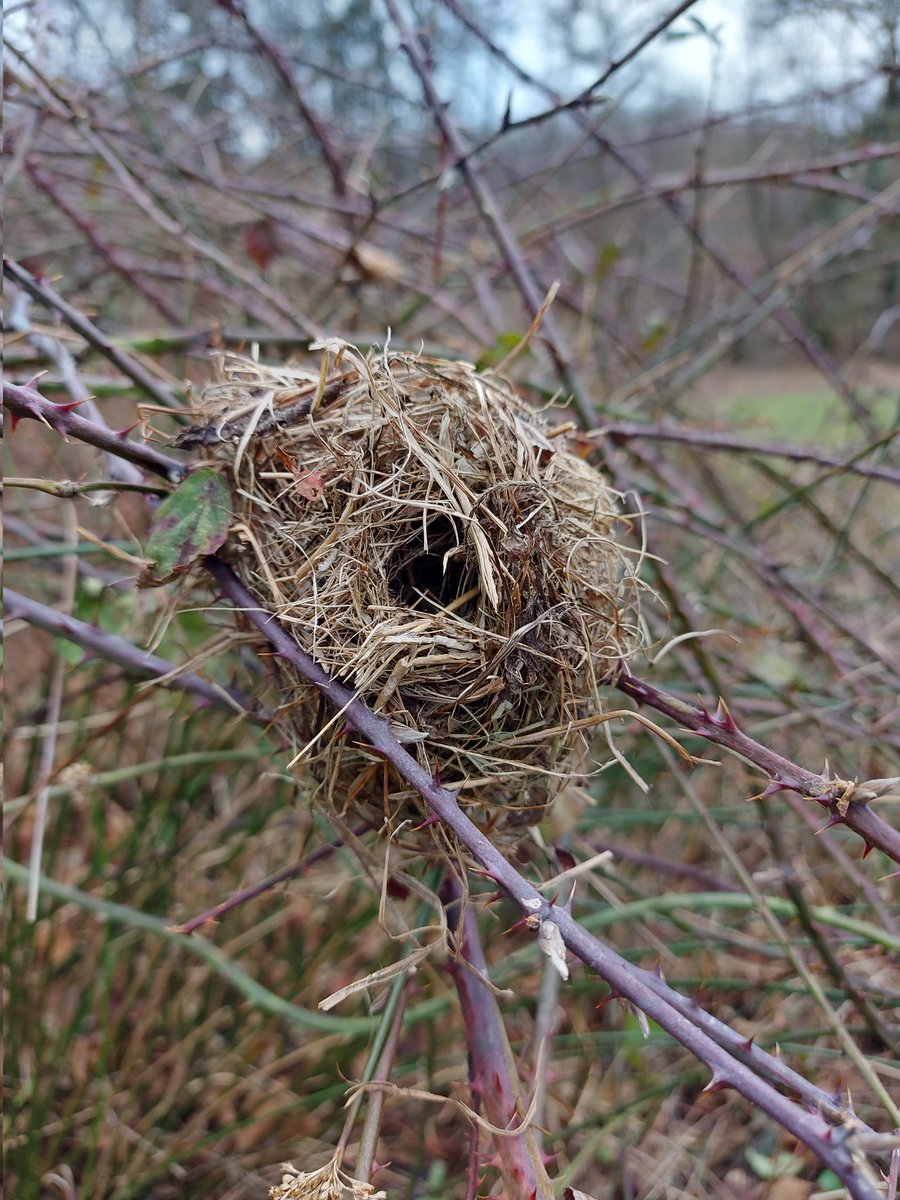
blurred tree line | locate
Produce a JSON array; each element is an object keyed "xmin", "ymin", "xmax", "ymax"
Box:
[{"xmin": 7, "ymin": 0, "xmax": 899, "ymax": 363}]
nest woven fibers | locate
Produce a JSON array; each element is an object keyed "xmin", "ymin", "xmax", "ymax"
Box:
[{"xmin": 186, "ymin": 339, "xmax": 644, "ymax": 848}]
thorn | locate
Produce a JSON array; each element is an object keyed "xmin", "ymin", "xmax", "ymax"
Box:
[
  {"xmin": 115, "ymin": 421, "xmax": 141, "ymax": 438},
  {"xmin": 53, "ymin": 397, "xmax": 90, "ymax": 413},
  {"xmin": 861, "ymin": 840, "xmax": 875, "ymax": 859},
  {"xmin": 702, "ymin": 1073, "xmax": 731, "ymax": 1094},
  {"xmin": 360, "ymin": 744, "xmax": 388, "ymax": 760},
  {"xmin": 334, "ymin": 722, "xmax": 353, "ymax": 740},
  {"xmin": 740, "ymin": 1035, "xmax": 755, "ymax": 1053},
  {"xmin": 483, "ymin": 890, "xmax": 505, "ymax": 905},
  {"xmin": 753, "ymin": 780, "xmax": 792, "ymax": 800},
  {"xmin": 503, "ymin": 915, "xmax": 531, "ymax": 935},
  {"xmin": 411, "ymin": 813, "xmax": 442, "ymax": 831},
  {"xmin": 555, "ymin": 845, "xmax": 576, "ymax": 873},
  {"xmin": 468, "ymin": 865, "xmax": 500, "ymax": 882},
  {"xmin": 714, "ymin": 697, "xmax": 737, "ymax": 731},
  {"xmin": 385, "ymin": 878, "xmax": 410, "ymax": 901}
]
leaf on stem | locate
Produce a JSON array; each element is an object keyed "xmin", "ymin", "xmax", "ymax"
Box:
[{"xmin": 140, "ymin": 467, "xmax": 232, "ymax": 586}]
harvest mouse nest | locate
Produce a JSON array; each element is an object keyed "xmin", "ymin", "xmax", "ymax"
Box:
[{"xmin": 184, "ymin": 340, "xmax": 644, "ymax": 847}]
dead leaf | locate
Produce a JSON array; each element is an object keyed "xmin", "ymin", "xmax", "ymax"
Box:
[
  {"xmin": 538, "ymin": 919, "xmax": 569, "ymax": 981},
  {"xmin": 295, "ymin": 470, "xmax": 326, "ymax": 501},
  {"xmin": 243, "ymin": 217, "xmax": 280, "ymax": 270},
  {"xmin": 763, "ymin": 1179, "xmax": 813, "ymax": 1200}
]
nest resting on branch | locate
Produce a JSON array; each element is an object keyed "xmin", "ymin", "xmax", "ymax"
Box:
[{"xmin": 189, "ymin": 340, "xmax": 644, "ymax": 848}]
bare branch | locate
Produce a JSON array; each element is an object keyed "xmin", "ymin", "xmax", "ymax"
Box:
[
  {"xmin": 4, "ymin": 258, "xmax": 183, "ymax": 412},
  {"xmin": 594, "ymin": 419, "xmax": 900, "ymax": 485},
  {"xmin": 615, "ymin": 673, "xmax": 900, "ymax": 865},
  {"xmin": 3, "ymin": 378, "xmax": 184, "ymax": 482},
  {"xmin": 4, "ymin": 586, "xmax": 266, "ymax": 725}
]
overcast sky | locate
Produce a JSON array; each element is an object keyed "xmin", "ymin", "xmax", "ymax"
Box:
[{"xmin": 503, "ymin": 0, "xmax": 876, "ymax": 117}]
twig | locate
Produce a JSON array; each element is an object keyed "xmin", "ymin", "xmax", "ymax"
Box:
[
  {"xmin": 7, "ymin": 476, "xmax": 167, "ymax": 498},
  {"xmin": 4, "ymin": 50, "xmax": 323, "ymax": 340},
  {"xmin": 213, "ymin": 0, "xmax": 348, "ymax": 200},
  {"xmin": 384, "ymin": 0, "xmax": 596, "ymax": 426},
  {"xmin": 787, "ymin": 793, "xmax": 899, "ymax": 936},
  {"xmin": 4, "ymin": 258, "xmax": 183, "ymax": 412},
  {"xmin": 204, "ymin": 556, "xmax": 889, "ymax": 1199},
  {"xmin": 3, "ymin": 378, "xmax": 184, "ymax": 482},
  {"xmin": 430, "ymin": 3, "xmax": 890, "ymax": 436},
  {"xmin": 435, "ymin": 0, "xmax": 699, "ymax": 159},
  {"xmin": 27, "ymin": 503, "xmax": 77, "ymax": 922},
  {"xmin": 4, "ymin": 586, "xmax": 267, "ymax": 724},
  {"xmin": 615, "ymin": 673, "xmax": 900, "ymax": 865},
  {"xmin": 25, "ymin": 160, "xmax": 185, "ymax": 325},
  {"xmin": 525, "ymin": 144, "xmax": 898, "ymax": 233},
  {"xmin": 661, "ymin": 744, "xmax": 899, "ymax": 1121},
  {"xmin": 6, "ymin": 279, "xmax": 145, "ymax": 485},
  {"xmin": 353, "ymin": 984, "xmax": 408, "ymax": 1186},
  {"xmin": 758, "ymin": 793, "xmax": 895, "ymax": 1053},
  {"xmin": 593, "ymin": 419, "xmax": 900, "ymax": 486},
  {"xmin": 170, "ymin": 823, "xmax": 370, "ymax": 935}
]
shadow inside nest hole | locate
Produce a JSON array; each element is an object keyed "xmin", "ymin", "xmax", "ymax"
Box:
[{"xmin": 387, "ymin": 514, "xmax": 479, "ymax": 616}]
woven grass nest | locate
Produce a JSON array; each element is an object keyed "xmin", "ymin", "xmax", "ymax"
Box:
[{"xmin": 190, "ymin": 340, "xmax": 643, "ymax": 848}]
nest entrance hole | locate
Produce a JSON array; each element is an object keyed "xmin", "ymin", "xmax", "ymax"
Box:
[{"xmin": 388, "ymin": 515, "xmax": 478, "ymax": 614}]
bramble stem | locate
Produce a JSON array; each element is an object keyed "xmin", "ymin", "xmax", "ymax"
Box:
[
  {"xmin": 615, "ymin": 672, "xmax": 900, "ymax": 865},
  {"xmin": 205, "ymin": 556, "xmax": 887, "ymax": 1200},
  {"xmin": 4, "ymin": 258, "xmax": 183, "ymax": 411},
  {"xmin": 443, "ymin": 876, "xmax": 555, "ymax": 1199},
  {"xmin": 4, "ymin": 587, "xmax": 266, "ymax": 724},
  {"xmin": 3, "ymin": 379, "xmax": 184, "ymax": 482}
]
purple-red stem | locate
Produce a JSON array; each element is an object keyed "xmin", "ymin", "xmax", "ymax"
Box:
[
  {"xmin": 3, "ymin": 378, "xmax": 184, "ymax": 482},
  {"xmin": 204, "ymin": 556, "xmax": 885, "ymax": 1200},
  {"xmin": 443, "ymin": 875, "xmax": 555, "ymax": 1199},
  {"xmin": 4, "ymin": 586, "xmax": 266, "ymax": 724},
  {"xmin": 615, "ymin": 673, "xmax": 900, "ymax": 864}
]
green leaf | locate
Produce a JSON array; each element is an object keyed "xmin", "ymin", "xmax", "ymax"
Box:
[
  {"xmin": 140, "ymin": 467, "xmax": 232, "ymax": 586},
  {"xmin": 476, "ymin": 331, "xmax": 523, "ymax": 370},
  {"xmin": 594, "ymin": 242, "xmax": 622, "ymax": 281},
  {"xmin": 745, "ymin": 1147, "xmax": 804, "ymax": 1180}
]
